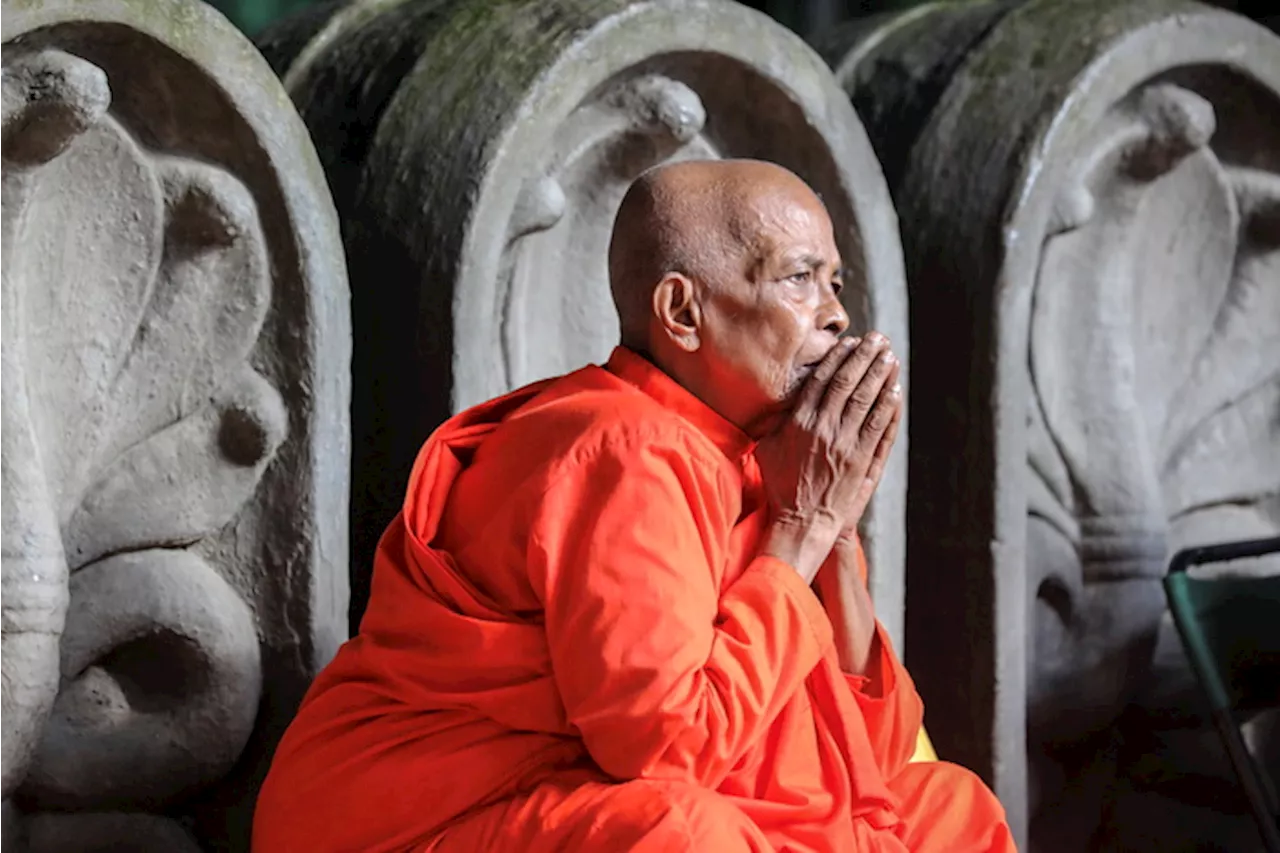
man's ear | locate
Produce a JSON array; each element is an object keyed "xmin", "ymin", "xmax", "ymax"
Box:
[{"xmin": 652, "ymin": 273, "xmax": 701, "ymax": 352}]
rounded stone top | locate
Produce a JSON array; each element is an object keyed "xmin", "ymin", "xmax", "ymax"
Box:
[
  {"xmin": 5, "ymin": 0, "xmax": 344, "ymax": 285},
  {"xmin": 900, "ymin": 0, "xmax": 1280, "ymax": 294},
  {"xmin": 267, "ymin": 0, "xmax": 906, "ymax": 406}
]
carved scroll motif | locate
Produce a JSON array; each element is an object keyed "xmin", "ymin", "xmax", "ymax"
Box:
[
  {"xmin": 2, "ymin": 2, "xmax": 350, "ymax": 849},
  {"xmin": 1027, "ymin": 78, "xmax": 1280, "ymax": 737},
  {"xmin": 259, "ymin": 0, "xmax": 910, "ymax": 648},
  {"xmin": 820, "ymin": 1, "xmax": 1280, "ymax": 849},
  {"xmin": 2, "ymin": 46, "xmax": 271, "ymax": 848}
]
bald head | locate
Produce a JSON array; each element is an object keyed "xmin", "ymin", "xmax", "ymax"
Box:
[{"xmin": 608, "ymin": 159, "xmax": 828, "ymax": 349}]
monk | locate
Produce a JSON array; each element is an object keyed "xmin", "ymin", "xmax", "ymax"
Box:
[{"xmin": 253, "ymin": 159, "xmax": 1015, "ymax": 852}]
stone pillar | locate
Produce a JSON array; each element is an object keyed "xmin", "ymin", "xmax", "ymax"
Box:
[
  {"xmin": 1, "ymin": 2, "xmax": 351, "ymax": 850},
  {"xmin": 258, "ymin": 0, "xmax": 911, "ymax": 649},
  {"xmin": 818, "ymin": 1, "xmax": 1280, "ymax": 850}
]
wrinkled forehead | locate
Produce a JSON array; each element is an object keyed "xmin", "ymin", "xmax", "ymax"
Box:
[{"xmin": 724, "ymin": 184, "xmax": 838, "ymax": 261}]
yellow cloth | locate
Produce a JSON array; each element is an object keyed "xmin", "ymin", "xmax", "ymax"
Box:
[{"xmin": 910, "ymin": 727, "xmax": 939, "ymax": 763}]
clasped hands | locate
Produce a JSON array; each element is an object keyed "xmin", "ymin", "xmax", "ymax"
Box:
[
  {"xmin": 755, "ymin": 333, "xmax": 902, "ymax": 673},
  {"xmin": 756, "ymin": 331, "xmax": 902, "ymax": 580}
]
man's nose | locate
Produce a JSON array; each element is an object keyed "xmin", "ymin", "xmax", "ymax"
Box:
[{"xmin": 819, "ymin": 291, "xmax": 850, "ymax": 336}]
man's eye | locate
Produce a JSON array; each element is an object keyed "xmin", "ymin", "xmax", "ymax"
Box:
[
  {"xmin": 831, "ymin": 279, "xmax": 844, "ymax": 295},
  {"xmin": 788, "ymin": 271, "xmax": 811, "ymax": 283}
]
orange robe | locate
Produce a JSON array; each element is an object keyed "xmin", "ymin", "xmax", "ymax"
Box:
[{"xmin": 253, "ymin": 347, "xmax": 1014, "ymax": 853}]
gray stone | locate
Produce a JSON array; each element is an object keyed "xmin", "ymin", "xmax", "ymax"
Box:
[
  {"xmin": 23, "ymin": 812, "xmax": 203, "ymax": 853},
  {"xmin": 821, "ymin": 1, "xmax": 1280, "ymax": 849},
  {"xmin": 1, "ymin": 1, "xmax": 351, "ymax": 849},
  {"xmin": 258, "ymin": 0, "xmax": 911, "ymax": 651}
]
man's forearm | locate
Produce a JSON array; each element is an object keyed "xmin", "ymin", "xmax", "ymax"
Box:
[{"xmin": 815, "ymin": 536, "xmax": 880, "ymax": 678}]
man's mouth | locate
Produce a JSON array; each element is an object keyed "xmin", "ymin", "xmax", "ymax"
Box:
[
  {"xmin": 789, "ymin": 361, "xmax": 821, "ymax": 392},
  {"xmin": 802, "ymin": 341, "xmax": 844, "ymax": 372}
]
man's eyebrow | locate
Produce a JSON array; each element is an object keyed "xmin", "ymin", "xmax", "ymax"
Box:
[
  {"xmin": 806, "ymin": 255, "xmax": 851, "ymax": 278},
  {"xmin": 768, "ymin": 251, "xmax": 842, "ymax": 276},
  {"xmin": 786, "ymin": 253, "xmax": 827, "ymax": 270}
]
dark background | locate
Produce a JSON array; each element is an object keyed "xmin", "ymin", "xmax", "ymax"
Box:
[
  {"xmin": 207, "ymin": 0, "xmax": 1274, "ymax": 39},
  {"xmin": 209, "ymin": 0, "xmax": 925, "ymax": 36}
]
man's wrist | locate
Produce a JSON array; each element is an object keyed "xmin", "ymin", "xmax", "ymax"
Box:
[{"xmin": 763, "ymin": 512, "xmax": 841, "ymax": 580}]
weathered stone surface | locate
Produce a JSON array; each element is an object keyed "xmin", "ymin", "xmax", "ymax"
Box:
[
  {"xmin": 1, "ymin": 1, "xmax": 351, "ymax": 849},
  {"xmin": 821, "ymin": 1, "xmax": 1280, "ymax": 849},
  {"xmin": 258, "ymin": 0, "xmax": 911, "ymax": 647},
  {"xmin": 811, "ymin": 0, "xmax": 1020, "ymax": 190}
]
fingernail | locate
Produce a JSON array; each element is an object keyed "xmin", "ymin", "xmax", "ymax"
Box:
[
  {"xmin": 843, "ymin": 337, "xmax": 857, "ymax": 348},
  {"xmin": 879, "ymin": 350, "xmax": 894, "ymax": 363},
  {"xmin": 867, "ymin": 331, "xmax": 885, "ymax": 344},
  {"xmin": 891, "ymin": 382, "xmax": 902, "ymax": 395}
]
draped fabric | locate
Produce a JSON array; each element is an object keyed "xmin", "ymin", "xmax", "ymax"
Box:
[{"xmin": 253, "ymin": 347, "xmax": 1014, "ymax": 853}]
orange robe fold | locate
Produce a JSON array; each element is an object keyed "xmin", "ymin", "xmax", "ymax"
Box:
[{"xmin": 253, "ymin": 347, "xmax": 1014, "ymax": 853}]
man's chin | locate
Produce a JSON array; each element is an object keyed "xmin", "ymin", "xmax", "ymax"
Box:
[
  {"xmin": 746, "ymin": 391, "xmax": 800, "ymax": 439},
  {"xmin": 744, "ymin": 369, "xmax": 817, "ymax": 438}
]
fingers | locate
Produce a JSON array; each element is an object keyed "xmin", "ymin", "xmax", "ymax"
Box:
[
  {"xmin": 817, "ymin": 333, "xmax": 891, "ymax": 425},
  {"xmin": 792, "ymin": 336, "xmax": 859, "ymax": 424},
  {"xmin": 859, "ymin": 382, "xmax": 902, "ymax": 478},
  {"xmin": 849, "ymin": 394, "xmax": 902, "ymax": 521},
  {"xmin": 857, "ymin": 362, "xmax": 901, "ymax": 444},
  {"xmin": 840, "ymin": 343, "xmax": 897, "ymax": 436},
  {"xmin": 865, "ymin": 398, "xmax": 902, "ymax": 475}
]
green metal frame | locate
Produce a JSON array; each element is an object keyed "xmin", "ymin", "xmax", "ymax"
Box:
[
  {"xmin": 1164, "ymin": 535, "xmax": 1280, "ymax": 853},
  {"xmin": 206, "ymin": 0, "xmax": 323, "ymax": 36}
]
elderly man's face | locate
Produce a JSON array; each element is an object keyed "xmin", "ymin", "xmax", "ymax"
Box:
[{"xmin": 697, "ymin": 188, "xmax": 849, "ymax": 431}]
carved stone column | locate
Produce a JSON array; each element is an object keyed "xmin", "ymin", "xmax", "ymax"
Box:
[
  {"xmin": 817, "ymin": 1, "xmax": 1280, "ymax": 850},
  {"xmin": 1, "ymin": 2, "xmax": 351, "ymax": 850},
  {"xmin": 258, "ymin": 0, "xmax": 910, "ymax": 647}
]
